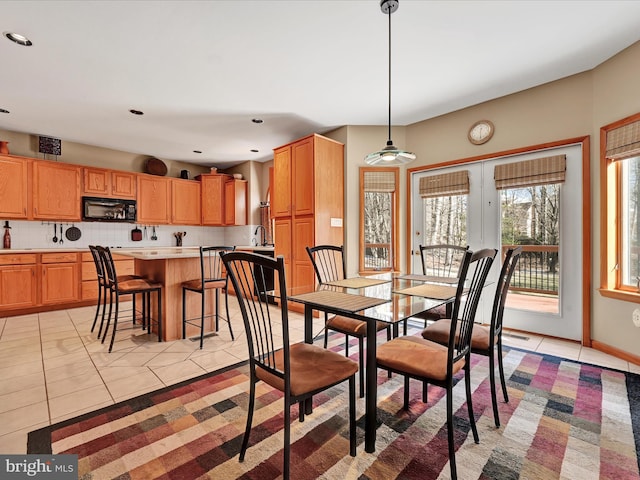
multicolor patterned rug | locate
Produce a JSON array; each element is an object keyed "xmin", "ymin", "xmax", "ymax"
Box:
[{"xmin": 28, "ymin": 339, "xmax": 640, "ymax": 479}]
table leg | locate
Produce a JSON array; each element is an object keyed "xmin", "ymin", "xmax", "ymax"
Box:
[
  {"xmin": 303, "ymin": 304, "xmax": 314, "ymax": 416},
  {"xmin": 365, "ymin": 317, "xmax": 377, "ymax": 453}
]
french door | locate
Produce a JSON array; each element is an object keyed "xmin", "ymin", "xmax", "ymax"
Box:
[{"xmin": 411, "ymin": 144, "xmax": 584, "ymax": 340}]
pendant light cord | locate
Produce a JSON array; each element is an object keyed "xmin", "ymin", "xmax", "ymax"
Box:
[{"xmin": 387, "ymin": 7, "xmax": 392, "ymax": 145}]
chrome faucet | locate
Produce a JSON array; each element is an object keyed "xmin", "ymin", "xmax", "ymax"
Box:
[{"xmin": 254, "ymin": 225, "xmax": 267, "ymax": 246}]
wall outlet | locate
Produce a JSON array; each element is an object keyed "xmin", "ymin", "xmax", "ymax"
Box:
[
  {"xmin": 330, "ymin": 218, "xmax": 343, "ymax": 227},
  {"xmin": 633, "ymin": 309, "xmax": 640, "ymax": 328}
]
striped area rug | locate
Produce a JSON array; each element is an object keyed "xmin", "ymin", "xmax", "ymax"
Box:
[{"xmin": 28, "ymin": 339, "xmax": 640, "ymax": 479}]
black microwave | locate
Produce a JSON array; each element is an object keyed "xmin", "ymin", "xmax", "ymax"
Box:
[{"xmin": 82, "ymin": 196, "xmax": 137, "ymax": 222}]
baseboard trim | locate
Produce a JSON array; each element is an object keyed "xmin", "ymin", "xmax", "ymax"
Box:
[{"xmin": 591, "ymin": 339, "xmax": 640, "ymax": 367}]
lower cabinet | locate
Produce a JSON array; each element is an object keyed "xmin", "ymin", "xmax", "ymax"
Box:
[
  {"xmin": 41, "ymin": 253, "xmax": 80, "ymax": 305},
  {"xmin": 0, "ymin": 254, "xmax": 38, "ymax": 309}
]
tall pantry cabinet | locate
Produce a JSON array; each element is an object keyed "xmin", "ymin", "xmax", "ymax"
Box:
[{"xmin": 273, "ymin": 134, "xmax": 344, "ymax": 294}]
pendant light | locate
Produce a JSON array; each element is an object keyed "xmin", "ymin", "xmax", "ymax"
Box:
[{"xmin": 365, "ymin": 0, "xmax": 416, "ymax": 166}]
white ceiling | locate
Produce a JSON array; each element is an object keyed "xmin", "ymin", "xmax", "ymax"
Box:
[{"xmin": 2, "ymin": 1, "xmax": 640, "ymax": 168}]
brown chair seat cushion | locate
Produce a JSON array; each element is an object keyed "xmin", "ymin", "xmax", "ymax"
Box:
[
  {"xmin": 376, "ymin": 336, "xmax": 465, "ymax": 382},
  {"xmin": 256, "ymin": 342, "xmax": 359, "ymax": 397},
  {"xmin": 421, "ymin": 319, "xmax": 494, "ymax": 351},
  {"xmin": 412, "ymin": 304, "xmax": 448, "ymax": 321},
  {"xmin": 116, "ymin": 278, "xmax": 162, "ymax": 294},
  {"xmin": 326, "ymin": 315, "xmax": 388, "ymax": 336},
  {"xmin": 181, "ymin": 279, "xmax": 226, "ymax": 291},
  {"xmin": 117, "ymin": 274, "xmax": 142, "ymax": 282}
]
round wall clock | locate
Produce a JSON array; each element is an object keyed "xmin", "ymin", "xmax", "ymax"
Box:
[{"xmin": 468, "ymin": 120, "xmax": 494, "ymax": 145}]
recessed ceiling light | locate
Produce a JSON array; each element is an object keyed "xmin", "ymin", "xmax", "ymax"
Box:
[
  {"xmin": 4, "ymin": 32, "xmax": 32, "ymax": 46},
  {"xmin": 129, "ymin": 109, "xmax": 144, "ymax": 115},
  {"xmin": 0, "ymin": 108, "xmax": 9, "ymax": 114},
  {"xmin": 250, "ymin": 149, "xmax": 259, "ymax": 153},
  {"xmin": 251, "ymin": 118, "xmax": 263, "ymax": 124},
  {"xmin": 193, "ymin": 150, "xmax": 202, "ymax": 154}
]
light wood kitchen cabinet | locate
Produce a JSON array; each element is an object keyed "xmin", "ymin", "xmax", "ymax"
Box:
[
  {"xmin": 272, "ymin": 147, "xmax": 291, "ymax": 217},
  {"xmin": 83, "ymin": 167, "xmax": 136, "ymax": 198},
  {"xmin": 137, "ymin": 174, "xmax": 171, "ymax": 224},
  {"xmin": 32, "ymin": 161, "xmax": 82, "ymax": 220},
  {"xmin": 273, "ymin": 134, "xmax": 344, "ymax": 297},
  {"xmin": 171, "ymin": 179, "xmax": 201, "ymax": 225},
  {"xmin": 0, "ymin": 155, "xmax": 31, "ymax": 219},
  {"xmin": 0, "ymin": 253, "xmax": 38, "ymax": 309},
  {"xmin": 40, "ymin": 252, "xmax": 79, "ymax": 305},
  {"xmin": 274, "ymin": 218, "xmax": 292, "ymax": 288},
  {"xmin": 224, "ymin": 178, "xmax": 247, "ymax": 226},
  {"xmin": 199, "ymin": 173, "xmax": 226, "ymax": 226}
]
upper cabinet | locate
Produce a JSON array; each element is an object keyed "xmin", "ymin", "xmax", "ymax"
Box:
[
  {"xmin": 273, "ymin": 136, "xmax": 315, "ymax": 218},
  {"xmin": 32, "ymin": 161, "xmax": 82, "ymax": 221},
  {"xmin": 171, "ymin": 178, "xmax": 201, "ymax": 225},
  {"xmin": 225, "ymin": 178, "xmax": 248, "ymax": 226},
  {"xmin": 0, "ymin": 155, "xmax": 31, "ymax": 219},
  {"xmin": 83, "ymin": 167, "xmax": 136, "ymax": 198},
  {"xmin": 137, "ymin": 174, "xmax": 171, "ymax": 224},
  {"xmin": 272, "ymin": 147, "xmax": 291, "ymax": 217},
  {"xmin": 199, "ymin": 174, "xmax": 226, "ymax": 226},
  {"xmin": 199, "ymin": 173, "xmax": 248, "ymax": 226}
]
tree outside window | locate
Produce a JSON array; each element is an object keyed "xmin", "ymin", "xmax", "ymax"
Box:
[{"xmin": 360, "ymin": 168, "xmax": 398, "ymax": 272}]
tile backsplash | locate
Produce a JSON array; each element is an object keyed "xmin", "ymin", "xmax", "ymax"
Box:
[{"xmin": 1, "ymin": 221, "xmax": 257, "ymax": 250}]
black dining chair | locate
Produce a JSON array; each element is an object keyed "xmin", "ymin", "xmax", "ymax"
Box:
[
  {"xmin": 409, "ymin": 244, "xmax": 469, "ymax": 332},
  {"xmin": 376, "ymin": 248, "xmax": 496, "ymax": 480},
  {"xmin": 306, "ymin": 244, "xmax": 391, "ymax": 397},
  {"xmin": 181, "ymin": 246, "xmax": 235, "ymax": 349},
  {"xmin": 422, "ymin": 246, "xmax": 522, "ymax": 427},
  {"xmin": 222, "ymin": 251, "xmax": 358, "ymax": 480}
]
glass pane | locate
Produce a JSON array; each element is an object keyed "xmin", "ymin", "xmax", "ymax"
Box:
[
  {"xmin": 421, "ymin": 195, "xmax": 467, "ymax": 246},
  {"xmin": 621, "ymin": 157, "xmax": 640, "ymax": 288},
  {"xmin": 500, "ymin": 185, "xmax": 560, "ymax": 313},
  {"xmin": 364, "ymin": 191, "xmax": 392, "ymax": 270}
]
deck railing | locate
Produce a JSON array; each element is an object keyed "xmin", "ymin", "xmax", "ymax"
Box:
[
  {"xmin": 364, "ymin": 243, "xmax": 392, "ymax": 270},
  {"xmin": 364, "ymin": 243, "xmax": 559, "ymax": 295},
  {"xmin": 502, "ymin": 244, "xmax": 559, "ymax": 296}
]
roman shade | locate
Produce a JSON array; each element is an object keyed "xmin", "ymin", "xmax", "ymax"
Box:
[
  {"xmin": 605, "ymin": 120, "xmax": 640, "ymax": 160},
  {"xmin": 364, "ymin": 170, "xmax": 396, "ymax": 193},
  {"xmin": 419, "ymin": 170, "xmax": 470, "ymax": 198},
  {"xmin": 494, "ymin": 155, "xmax": 566, "ymax": 190}
]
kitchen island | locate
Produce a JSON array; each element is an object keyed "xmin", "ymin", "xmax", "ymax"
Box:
[{"xmin": 117, "ymin": 246, "xmax": 274, "ymax": 341}]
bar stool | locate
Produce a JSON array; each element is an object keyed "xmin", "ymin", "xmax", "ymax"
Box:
[
  {"xmin": 182, "ymin": 246, "xmax": 235, "ymax": 349},
  {"xmin": 88, "ymin": 245, "xmax": 141, "ymax": 338},
  {"xmin": 97, "ymin": 246, "xmax": 162, "ymax": 352}
]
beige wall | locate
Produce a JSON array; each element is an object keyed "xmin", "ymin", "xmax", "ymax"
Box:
[
  {"xmin": 0, "ymin": 130, "xmax": 210, "ymax": 179},
  {"xmin": 591, "ymin": 41, "xmax": 640, "ymax": 354},
  {"xmin": 338, "ymin": 40, "xmax": 640, "ymax": 358}
]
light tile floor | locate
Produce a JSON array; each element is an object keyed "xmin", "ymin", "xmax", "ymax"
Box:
[{"xmin": 0, "ymin": 301, "xmax": 637, "ymax": 455}]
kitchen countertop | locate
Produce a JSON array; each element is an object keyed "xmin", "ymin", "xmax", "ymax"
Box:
[
  {"xmin": 108, "ymin": 245, "xmax": 276, "ymax": 260},
  {"xmin": 0, "ymin": 248, "xmax": 87, "ymax": 254},
  {"xmin": 0, "ymin": 245, "xmax": 275, "ymax": 256}
]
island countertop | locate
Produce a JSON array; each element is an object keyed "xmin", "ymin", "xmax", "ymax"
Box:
[
  {"xmin": 116, "ymin": 246, "xmax": 202, "ymax": 260},
  {"xmin": 117, "ymin": 245, "xmax": 274, "ymax": 260}
]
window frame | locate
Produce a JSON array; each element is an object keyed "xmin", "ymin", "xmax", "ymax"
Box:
[
  {"xmin": 600, "ymin": 111, "xmax": 640, "ymax": 302},
  {"xmin": 359, "ymin": 167, "xmax": 399, "ymax": 273}
]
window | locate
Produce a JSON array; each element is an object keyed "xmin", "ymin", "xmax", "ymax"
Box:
[
  {"xmin": 419, "ymin": 170, "xmax": 469, "ymax": 246},
  {"xmin": 601, "ymin": 112, "xmax": 640, "ymax": 299},
  {"xmin": 360, "ymin": 167, "xmax": 399, "ymax": 272}
]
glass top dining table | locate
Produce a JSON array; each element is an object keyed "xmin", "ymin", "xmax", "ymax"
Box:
[{"xmin": 287, "ymin": 272, "xmax": 460, "ymax": 454}]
